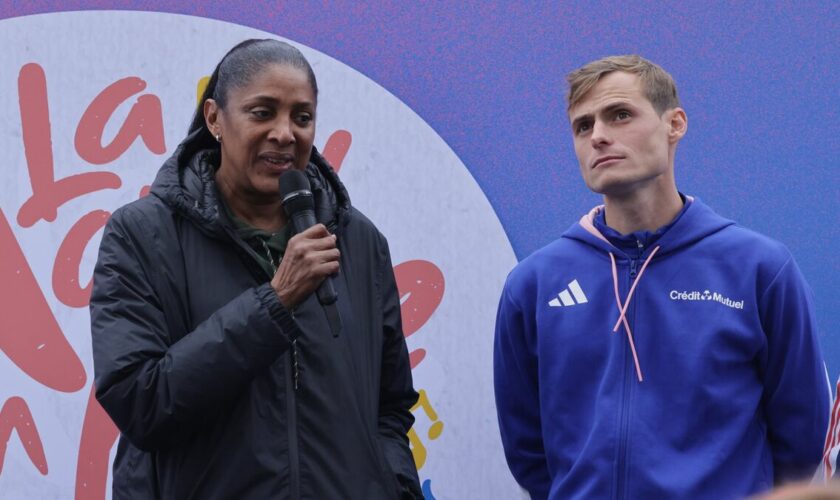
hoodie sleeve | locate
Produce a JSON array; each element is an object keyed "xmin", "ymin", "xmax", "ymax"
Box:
[
  {"xmin": 90, "ymin": 207, "xmax": 300, "ymax": 451},
  {"xmin": 494, "ymin": 275, "xmax": 551, "ymax": 499},
  {"xmin": 375, "ymin": 232, "xmax": 423, "ymax": 499},
  {"xmin": 758, "ymin": 256, "xmax": 830, "ymax": 484}
]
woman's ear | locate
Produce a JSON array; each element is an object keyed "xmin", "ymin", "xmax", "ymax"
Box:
[{"xmin": 204, "ymin": 98, "xmax": 221, "ymax": 138}]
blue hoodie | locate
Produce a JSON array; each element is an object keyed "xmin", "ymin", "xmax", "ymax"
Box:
[{"xmin": 494, "ymin": 197, "xmax": 829, "ymax": 500}]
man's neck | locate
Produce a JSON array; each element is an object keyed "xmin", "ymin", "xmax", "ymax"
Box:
[{"xmin": 603, "ymin": 187, "xmax": 683, "ymax": 235}]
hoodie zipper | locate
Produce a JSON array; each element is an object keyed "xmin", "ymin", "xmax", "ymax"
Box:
[
  {"xmin": 616, "ymin": 303, "xmax": 635, "ymax": 500},
  {"xmin": 629, "ymin": 239, "xmax": 643, "ymax": 277},
  {"xmin": 616, "ymin": 242, "xmax": 644, "ymax": 500}
]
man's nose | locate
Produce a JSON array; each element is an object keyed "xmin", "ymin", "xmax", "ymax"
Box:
[{"xmin": 590, "ymin": 120, "xmax": 611, "ymax": 147}]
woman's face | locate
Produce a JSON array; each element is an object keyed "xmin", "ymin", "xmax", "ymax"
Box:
[{"xmin": 205, "ymin": 63, "xmax": 316, "ymax": 203}]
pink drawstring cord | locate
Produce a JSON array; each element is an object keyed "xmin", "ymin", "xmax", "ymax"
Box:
[{"xmin": 608, "ymin": 246, "xmax": 660, "ymax": 382}]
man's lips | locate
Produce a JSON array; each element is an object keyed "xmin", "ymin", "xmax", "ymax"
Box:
[{"xmin": 592, "ymin": 155, "xmax": 624, "ymax": 169}]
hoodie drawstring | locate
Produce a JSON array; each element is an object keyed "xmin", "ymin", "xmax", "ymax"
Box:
[{"xmin": 608, "ymin": 246, "xmax": 660, "ymax": 382}]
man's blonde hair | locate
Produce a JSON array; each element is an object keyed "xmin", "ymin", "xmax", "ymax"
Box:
[{"xmin": 566, "ymin": 55, "xmax": 680, "ymax": 115}]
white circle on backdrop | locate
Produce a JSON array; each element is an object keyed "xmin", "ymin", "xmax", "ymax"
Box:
[{"xmin": 0, "ymin": 10, "xmax": 520, "ymax": 499}]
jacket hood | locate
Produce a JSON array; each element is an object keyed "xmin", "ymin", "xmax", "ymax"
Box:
[
  {"xmin": 562, "ymin": 196, "xmax": 735, "ymax": 258},
  {"xmin": 149, "ymin": 129, "xmax": 351, "ymax": 238}
]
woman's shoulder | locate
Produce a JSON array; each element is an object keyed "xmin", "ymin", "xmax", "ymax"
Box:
[
  {"xmin": 107, "ymin": 193, "xmax": 175, "ymax": 241},
  {"xmin": 341, "ymin": 206, "xmax": 386, "ymax": 240}
]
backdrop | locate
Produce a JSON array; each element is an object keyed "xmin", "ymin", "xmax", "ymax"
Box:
[{"xmin": 0, "ymin": 3, "xmax": 837, "ymax": 499}]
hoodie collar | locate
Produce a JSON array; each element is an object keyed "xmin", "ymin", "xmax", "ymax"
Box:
[
  {"xmin": 570, "ymin": 195, "xmax": 734, "ymax": 258},
  {"xmin": 592, "ymin": 193, "xmax": 690, "ymax": 255}
]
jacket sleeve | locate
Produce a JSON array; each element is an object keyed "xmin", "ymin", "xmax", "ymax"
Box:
[
  {"xmin": 758, "ymin": 256, "xmax": 830, "ymax": 484},
  {"xmin": 90, "ymin": 208, "xmax": 300, "ymax": 451},
  {"xmin": 375, "ymin": 233, "xmax": 423, "ymax": 499},
  {"xmin": 494, "ymin": 277, "xmax": 551, "ymax": 499}
]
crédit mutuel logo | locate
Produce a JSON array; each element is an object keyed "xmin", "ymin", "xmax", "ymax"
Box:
[{"xmin": 669, "ymin": 289, "xmax": 745, "ymax": 310}]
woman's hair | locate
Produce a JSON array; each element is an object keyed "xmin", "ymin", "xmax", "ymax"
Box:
[{"xmin": 183, "ymin": 39, "xmax": 318, "ymax": 156}]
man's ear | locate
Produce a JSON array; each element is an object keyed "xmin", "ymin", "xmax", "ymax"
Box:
[
  {"xmin": 667, "ymin": 107, "xmax": 688, "ymax": 143},
  {"xmin": 204, "ymin": 98, "xmax": 221, "ymax": 137}
]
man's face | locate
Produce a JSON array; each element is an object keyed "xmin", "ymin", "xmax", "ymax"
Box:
[{"xmin": 569, "ymin": 71, "xmax": 684, "ymax": 198}]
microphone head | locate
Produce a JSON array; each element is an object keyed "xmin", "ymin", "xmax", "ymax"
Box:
[{"xmin": 279, "ymin": 169, "xmax": 314, "ymax": 216}]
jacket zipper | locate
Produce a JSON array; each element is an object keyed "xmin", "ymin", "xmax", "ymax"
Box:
[
  {"xmin": 285, "ymin": 342, "xmax": 301, "ymax": 499},
  {"xmin": 220, "ymin": 225, "xmax": 301, "ymax": 498},
  {"xmin": 217, "ymin": 223, "xmax": 301, "ymax": 496},
  {"xmin": 261, "ymin": 239, "xmax": 301, "ymax": 498},
  {"xmin": 261, "ymin": 240, "xmax": 299, "ymax": 390}
]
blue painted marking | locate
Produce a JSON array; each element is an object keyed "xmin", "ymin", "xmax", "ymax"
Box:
[{"xmin": 422, "ymin": 479, "xmax": 437, "ymax": 500}]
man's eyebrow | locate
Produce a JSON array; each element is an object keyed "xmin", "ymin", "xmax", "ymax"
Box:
[
  {"xmin": 601, "ymin": 102, "xmax": 630, "ymax": 114},
  {"xmin": 571, "ymin": 113, "xmax": 593, "ymax": 128},
  {"xmin": 571, "ymin": 102, "xmax": 633, "ymax": 127}
]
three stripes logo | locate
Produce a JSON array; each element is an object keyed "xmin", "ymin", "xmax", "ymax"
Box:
[{"xmin": 548, "ymin": 279, "xmax": 588, "ymax": 307}]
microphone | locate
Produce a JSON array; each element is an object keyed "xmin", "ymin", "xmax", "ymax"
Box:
[{"xmin": 279, "ymin": 169, "xmax": 341, "ymax": 336}]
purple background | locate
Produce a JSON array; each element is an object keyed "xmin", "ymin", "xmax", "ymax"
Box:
[{"xmin": 2, "ymin": 2, "xmax": 838, "ymax": 371}]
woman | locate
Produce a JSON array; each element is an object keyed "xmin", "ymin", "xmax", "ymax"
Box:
[{"xmin": 90, "ymin": 39, "xmax": 421, "ymax": 499}]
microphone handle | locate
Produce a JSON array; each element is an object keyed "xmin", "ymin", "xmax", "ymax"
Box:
[{"xmin": 290, "ymin": 210, "xmax": 338, "ymax": 306}]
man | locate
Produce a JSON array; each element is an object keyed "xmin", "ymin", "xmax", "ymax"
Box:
[{"xmin": 493, "ymin": 55, "xmax": 829, "ymax": 499}]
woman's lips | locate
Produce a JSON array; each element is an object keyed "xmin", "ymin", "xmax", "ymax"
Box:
[{"xmin": 259, "ymin": 153, "xmax": 295, "ymax": 171}]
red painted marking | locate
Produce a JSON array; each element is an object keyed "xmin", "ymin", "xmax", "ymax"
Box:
[
  {"xmin": 0, "ymin": 396, "xmax": 48, "ymax": 475},
  {"xmin": 139, "ymin": 185, "xmax": 151, "ymax": 198},
  {"xmin": 16, "ymin": 63, "xmax": 122, "ymax": 227},
  {"xmin": 322, "ymin": 130, "xmax": 352, "ymax": 173},
  {"xmin": 409, "ymin": 349, "xmax": 427, "ymax": 369},
  {"xmin": 74, "ymin": 385, "xmax": 119, "ymax": 500},
  {"xmin": 394, "ymin": 260, "xmax": 445, "ymax": 338},
  {"xmin": 53, "ymin": 211, "xmax": 110, "ymax": 308},
  {"xmin": 0, "ymin": 208, "xmax": 86, "ymax": 392},
  {"xmin": 75, "ymin": 76, "xmax": 166, "ymax": 165}
]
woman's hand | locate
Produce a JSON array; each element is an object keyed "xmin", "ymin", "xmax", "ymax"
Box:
[{"xmin": 271, "ymin": 224, "xmax": 340, "ymax": 310}]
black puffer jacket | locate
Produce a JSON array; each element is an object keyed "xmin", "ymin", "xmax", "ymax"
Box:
[{"xmin": 90, "ymin": 139, "xmax": 421, "ymax": 499}]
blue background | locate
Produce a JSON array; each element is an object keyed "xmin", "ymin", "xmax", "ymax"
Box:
[{"xmin": 2, "ymin": 1, "xmax": 838, "ymax": 373}]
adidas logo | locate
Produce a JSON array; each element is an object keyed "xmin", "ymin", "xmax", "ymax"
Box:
[{"xmin": 548, "ymin": 279, "xmax": 588, "ymax": 307}]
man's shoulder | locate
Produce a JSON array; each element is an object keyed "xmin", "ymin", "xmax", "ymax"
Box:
[
  {"xmin": 505, "ymin": 234, "xmax": 594, "ymax": 291},
  {"xmin": 686, "ymin": 198, "xmax": 792, "ymax": 264},
  {"xmin": 709, "ymin": 222, "xmax": 794, "ymax": 269}
]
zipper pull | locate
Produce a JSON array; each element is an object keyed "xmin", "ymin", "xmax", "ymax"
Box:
[
  {"xmin": 629, "ymin": 239, "xmax": 644, "ymax": 278},
  {"xmin": 262, "ymin": 240, "xmax": 277, "ymax": 275},
  {"xmin": 292, "ymin": 338, "xmax": 299, "ymax": 391}
]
